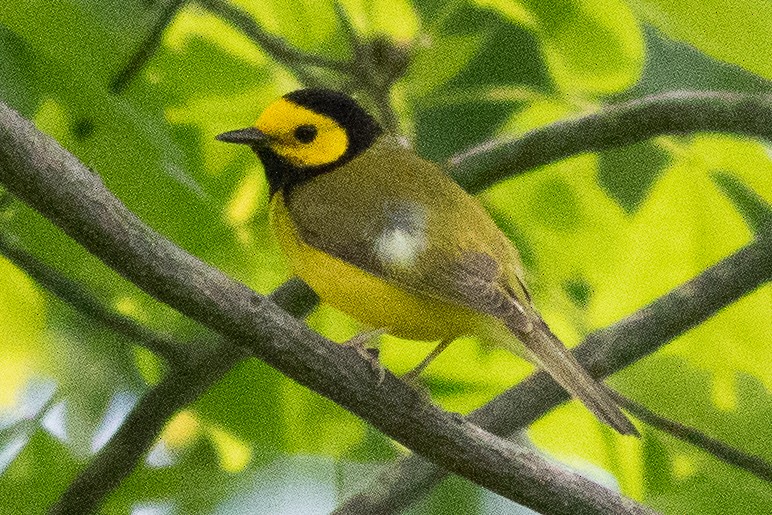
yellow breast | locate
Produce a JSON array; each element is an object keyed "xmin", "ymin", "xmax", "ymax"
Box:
[{"xmin": 269, "ymin": 192, "xmax": 481, "ymax": 342}]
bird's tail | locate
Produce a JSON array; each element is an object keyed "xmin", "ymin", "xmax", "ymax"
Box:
[{"xmin": 509, "ymin": 319, "xmax": 638, "ymax": 436}]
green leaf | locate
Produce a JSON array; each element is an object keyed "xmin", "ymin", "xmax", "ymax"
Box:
[
  {"xmin": 563, "ymin": 276, "xmax": 593, "ymax": 308},
  {"xmin": 406, "ymin": 34, "xmax": 486, "ymax": 98},
  {"xmin": 409, "ymin": 4, "xmax": 553, "ymax": 163},
  {"xmin": 598, "ymin": 141, "xmax": 671, "ymax": 214},
  {"xmin": 232, "ymin": 0, "xmax": 348, "ymax": 56},
  {"xmin": 339, "ymin": 0, "xmax": 420, "ymax": 42},
  {"xmin": 0, "ymin": 256, "xmax": 49, "ymax": 413},
  {"xmin": 520, "ymin": 0, "xmax": 646, "ymax": 94},
  {"xmin": 0, "ymin": 0, "xmax": 152, "ymax": 88},
  {"xmin": 633, "ymin": 0, "xmax": 772, "ymax": 80},
  {"xmin": 530, "ymin": 177, "xmax": 584, "ymax": 231},
  {"xmin": 0, "ymin": 256, "xmax": 46, "ymax": 363},
  {"xmin": 441, "ymin": 4, "xmax": 552, "ymax": 93},
  {"xmin": 104, "ymin": 437, "xmax": 229, "ymax": 513},
  {"xmin": 0, "ymin": 430, "xmax": 79, "ymax": 513},
  {"xmin": 415, "ymin": 473, "xmax": 482, "ymax": 515},
  {"xmin": 0, "ymin": 23, "xmax": 43, "ymax": 117},
  {"xmin": 615, "ymin": 356, "xmax": 772, "ymax": 514},
  {"xmin": 617, "ymin": 26, "xmax": 771, "ymax": 99},
  {"xmin": 712, "ymin": 171, "xmax": 772, "ymax": 234},
  {"xmin": 473, "ymin": 0, "xmax": 537, "ymax": 27},
  {"xmin": 414, "ymin": 99, "xmax": 518, "ymax": 162},
  {"xmin": 193, "ymin": 360, "xmax": 282, "ymax": 458},
  {"xmin": 278, "ymin": 374, "xmax": 368, "ymax": 458}
]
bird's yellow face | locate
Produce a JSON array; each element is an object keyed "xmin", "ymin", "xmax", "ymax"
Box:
[
  {"xmin": 217, "ymin": 88, "xmax": 383, "ymax": 194},
  {"xmin": 254, "ymin": 97, "xmax": 349, "ymax": 168}
]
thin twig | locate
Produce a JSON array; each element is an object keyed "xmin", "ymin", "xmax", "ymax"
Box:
[
  {"xmin": 48, "ymin": 343, "xmax": 245, "ymax": 515},
  {"xmin": 0, "ymin": 389, "xmax": 61, "ymax": 442},
  {"xmin": 608, "ymin": 390, "xmax": 772, "ymax": 483},
  {"xmin": 47, "ymin": 280, "xmax": 316, "ymax": 515},
  {"xmin": 334, "ymin": 231, "xmax": 772, "ymax": 514},
  {"xmin": 266, "ymin": 276, "xmax": 319, "ymax": 319},
  {"xmin": 0, "ymin": 230, "xmax": 189, "ymax": 367},
  {"xmin": 194, "ymin": 0, "xmax": 353, "ymax": 74},
  {"xmin": 333, "ymin": 0, "xmax": 366, "ymax": 63},
  {"xmin": 332, "ymin": 1, "xmax": 402, "ymax": 133},
  {"xmin": 448, "ymin": 91, "xmax": 772, "ymax": 193},
  {"xmin": 367, "ymin": 74, "xmax": 401, "ymax": 134},
  {"xmin": 712, "ymin": 171, "xmax": 772, "ymax": 235},
  {"xmin": 111, "ymin": 0, "xmax": 189, "ymax": 93},
  {"xmin": 0, "ymin": 100, "xmax": 651, "ymax": 515}
]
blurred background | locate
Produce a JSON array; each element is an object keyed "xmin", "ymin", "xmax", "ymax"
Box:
[{"xmin": 0, "ymin": 0, "xmax": 770, "ymax": 513}]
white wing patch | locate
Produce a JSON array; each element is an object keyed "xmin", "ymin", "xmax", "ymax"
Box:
[
  {"xmin": 374, "ymin": 200, "xmax": 427, "ymax": 270},
  {"xmin": 375, "ymin": 227, "xmax": 425, "ymax": 268}
]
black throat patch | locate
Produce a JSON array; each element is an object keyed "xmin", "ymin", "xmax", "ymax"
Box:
[{"xmin": 257, "ymin": 146, "xmax": 339, "ymax": 197}]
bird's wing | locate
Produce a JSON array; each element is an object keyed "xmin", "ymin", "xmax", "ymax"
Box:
[
  {"xmin": 284, "ymin": 138, "xmax": 533, "ymax": 331},
  {"xmin": 284, "ymin": 140, "xmax": 638, "ymax": 434}
]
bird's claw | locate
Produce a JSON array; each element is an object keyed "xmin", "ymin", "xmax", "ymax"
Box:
[{"xmin": 343, "ymin": 328, "xmax": 388, "ymax": 384}]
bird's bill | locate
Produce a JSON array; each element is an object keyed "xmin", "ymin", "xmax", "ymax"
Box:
[{"xmin": 215, "ymin": 127, "xmax": 267, "ymax": 145}]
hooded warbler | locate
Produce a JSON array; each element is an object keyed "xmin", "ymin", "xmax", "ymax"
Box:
[{"xmin": 217, "ymin": 88, "xmax": 637, "ymax": 435}]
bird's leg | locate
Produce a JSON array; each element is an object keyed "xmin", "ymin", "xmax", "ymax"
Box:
[
  {"xmin": 343, "ymin": 328, "xmax": 389, "ymax": 384},
  {"xmin": 402, "ymin": 338, "xmax": 454, "ymax": 384}
]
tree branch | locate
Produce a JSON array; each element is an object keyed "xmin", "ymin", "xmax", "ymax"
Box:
[
  {"xmin": 448, "ymin": 91, "xmax": 772, "ymax": 193},
  {"xmin": 0, "ymin": 229, "xmax": 188, "ymax": 367},
  {"xmin": 334, "ymin": 231, "xmax": 772, "ymax": 514},
  {"xmin": 0, "ymin": 104, "xmax": 650, "ymax": 513},
  {"xmin": 48, "ymin": 343, "xmax": 245, "ymax": 515},
  {"xmin": 194, "ymin": 0, "xmax": 353, "ymax": 75},
  {"xmin": 608, "ymin": 391, "xmax": 772, "ymax": 483},
  {"xmin": 332, "ymin": 1, "xmax": 402, "ymax": 133},
  {"xmin": 46, "ymin": 279, "xmax": 315, "ymax": 515},
  {"xmin": 111, "ymin": 0, "xmax": 189, "ymax": 93}
]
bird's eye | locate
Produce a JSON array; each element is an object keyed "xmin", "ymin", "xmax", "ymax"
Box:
[{"xmin": 294, "ymin": 124, "xmax": 318, "ymax": 144}]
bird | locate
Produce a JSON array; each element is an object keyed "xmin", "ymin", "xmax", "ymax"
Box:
[{"xmin": 216, "ymin": 88, "xmax": 638, "ymax": 435}]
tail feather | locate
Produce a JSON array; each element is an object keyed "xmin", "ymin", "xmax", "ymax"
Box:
[{"xmin": 509, "ymin": 319, "xmax": 638, "ymax": 436}]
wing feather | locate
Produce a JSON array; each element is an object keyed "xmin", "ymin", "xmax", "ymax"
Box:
[{"xmin": 284, "ymin": 138, "xmax": 532, "ymax": 331}]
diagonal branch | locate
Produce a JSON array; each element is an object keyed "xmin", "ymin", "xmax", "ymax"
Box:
[
  {"xmin": 111, "ymin": 0, "xmax": 189, "ymax": 93},
  {"xmin": 0, "ymin": 229, "xmax": 188, "ymax": 367},
  {"xmin": 334, "ymin": 231, "xmax": 772, "ymax": 514},
  {"xmin": 48, "ymin": 343, "xmax": 245, "ymax": 515},
  {"xmin": 194, "ymin": 0, "xmax": 354, "ymax": 75},
  {"xmin": 609, "ymin": 391, "xmax": 772, "ymax": 483},
  {"xmin": 448, "ymin": 91, "xmax": 772, "ymax": 193},
  {"xmin": 0, "ymin": 103, "xmax": 650, "ymax": 513},
  {"xmin": 46, "ymin": 280, "xmax": 314, "ymax": 515}
]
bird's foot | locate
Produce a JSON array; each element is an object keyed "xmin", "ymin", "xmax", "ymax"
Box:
[
  {"xmin": 401, "ymin": 338, "xmax": 454, "ymax": 386},
  {"xmin": 400, "ymin": 366, "xmax": 422, "ymax": 386},
  {"xmin": 343, "ymin": 328, "xmax": 389, "ymax": 384}
]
